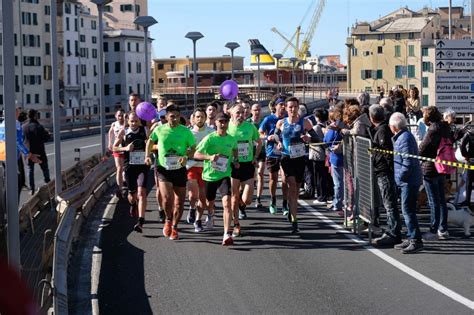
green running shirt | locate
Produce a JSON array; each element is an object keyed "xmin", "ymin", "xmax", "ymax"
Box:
[
  {"xmin": 227, "ymin": 121, "xmax": 259, "ymax": 163},
  {"xmin": 195, "ymin": 132, "xmax": 237, "ymax": 181}
]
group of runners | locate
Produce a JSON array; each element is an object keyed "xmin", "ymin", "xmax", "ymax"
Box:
[{"xmin": 109, "ymin": 93, "xmax": 315, "ymax": 246}]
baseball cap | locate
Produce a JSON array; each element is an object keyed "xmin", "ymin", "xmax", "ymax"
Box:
[{"xmin": 216, "ymin": 112, "xmax": 230, "ymax": 121}]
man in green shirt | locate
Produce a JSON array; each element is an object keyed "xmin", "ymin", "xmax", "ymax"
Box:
[
  {"xmin": 145, "ymin": 105, "xmax": 196, "ymax": 240},
  {"xmin": 194, "ymin": 112, "xmax": 239, "ymax": 246},
  {"xmin": 227, "ymin": 104, "xmax": 262, "ymax": 237}
]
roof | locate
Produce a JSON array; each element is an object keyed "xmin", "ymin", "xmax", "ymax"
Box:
[{"xmin": 376, "ymin": 16, "xmax": 433, "ymax": 33}]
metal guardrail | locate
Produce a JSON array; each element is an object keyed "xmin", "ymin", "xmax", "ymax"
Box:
[{"xmin": 51, "ymin": 157, "xmax": 115, "ymax": 315}]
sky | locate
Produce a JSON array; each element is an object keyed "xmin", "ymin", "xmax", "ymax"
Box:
[{"xmin": 149, "ymin": 0, "xmax": 469, "ymax": 65}]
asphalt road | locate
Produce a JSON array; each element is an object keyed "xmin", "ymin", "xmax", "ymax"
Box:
[{"xmin": 85, "ymin": 183, "xmax": 473, "ymax": 315}]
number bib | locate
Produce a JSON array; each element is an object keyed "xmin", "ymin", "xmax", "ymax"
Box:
[
  {"xmin": 211, "ymin": 155, "xmax": 229, "ymax": 172},
  {"xmin": 237, "ymin": 141, "xmax": 250, "ymax": 159},
  {"xmin": 129, "ymin": 151, "xmax": 146, "ymax": 165},
  {"xmin": 164, "ymin": 155, "xmax": 182, "ymax": 170},
  {"xmin": 288, "ymin": 143, "xmax": 305, "ymax": 159}
]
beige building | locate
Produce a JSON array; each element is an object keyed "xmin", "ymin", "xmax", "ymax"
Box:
[
  {"xmin": 83, "ymin": 0, "xmax": 148, "ymax": 30},
  {"xmin": 348, "ymin": 6, "xmax": 473, "ymax": 107}
]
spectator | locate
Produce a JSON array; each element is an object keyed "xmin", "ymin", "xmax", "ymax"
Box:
[
  {"xmin": 22, "ymin": 109, "xmax": 50, "ymax": 195},
  {"xmin": 405, "ymin": 87, "xmax": 421, "ymax": 120},
  {"xmin": 393, "ymin": 89, "xmax": 406, "ymax": 115},
  {"xmin": 357, "ymin": 91, "xmax": 370, "ymax": 107},
  {"xmin": 419, "ymin": 106, "xmax": 452, "ymax": 240},
  {"xmin": 310, "ymin": 109, "xmax": 329, "ymax": 205},
  {"xmin": 389, "ymin": 112, "xmax": 423, "ymax": 254},
  {"xmin": 460, "ymin": 127, "xmax": 474, "ymax": 210},
  {"xmin": 368, "ymin": 105, "xmax": 402, "ymax": 247},
  {"xmin": 443, "ymin": 108, "xmax": 464, "ymax": 141},
  {"xmin": 379, "ymin": 97, "xmax": 394, "ymax": 121}
]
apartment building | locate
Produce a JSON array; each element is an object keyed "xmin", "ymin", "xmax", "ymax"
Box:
[
  {"xmin": 83, "ymin": 0, "xmax": 148, "ymax": 30},
  {"xmin": 0, "ymin": 0, "xmax": 53, "ymax": 120}
]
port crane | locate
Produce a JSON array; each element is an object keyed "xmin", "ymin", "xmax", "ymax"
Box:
[{"xmin": 271, "ymin": 0, "xmax": 326, "ymax": 61}]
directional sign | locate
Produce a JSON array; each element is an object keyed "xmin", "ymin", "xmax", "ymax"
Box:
[
  {"xmin": 435, "ymin": 39, "xmax": 474, "ymax": 70},
  {"xmin": 435, "ymin": 72, "xmax": 474, "ymax": 113}
]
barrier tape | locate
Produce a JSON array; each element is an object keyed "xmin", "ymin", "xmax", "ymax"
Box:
[
  {"xmin": 368, "ymin": 147, "xmax": 474, "ymax": 170},
  {"xmin": 308, "ymin": 141, "xmax": 342, "ymax": 149}
]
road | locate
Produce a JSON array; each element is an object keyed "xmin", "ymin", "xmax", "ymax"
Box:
[
  {"xmin": 71, "ymin": 183, "xmax": 474, "ymax": 314},
  {"xmin": 19, "ymin": 134, "xmax": 102, "ymax": 205}
]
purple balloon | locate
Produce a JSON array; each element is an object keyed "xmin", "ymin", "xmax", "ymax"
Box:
[
  {"xmin": 220, "ymin": 80, "xmax": 239, "ymax": 100},
  {"xmin": 136, "ymin": 102, "xmax": 156, "ymax": 121}
]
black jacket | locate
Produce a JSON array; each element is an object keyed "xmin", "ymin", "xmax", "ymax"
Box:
[
  {"xmin": 22, "ymin": 119, "xmax": 49, "ymax": 156},
  {"xmin": 418, "ymin": 121, "xmax": 452, "ymax": 177},
  {"xmin": 460, "ymin": 129, "xmax": 474, "ymax": 161},
  {"xmin": 370, "ymin": 121, "xmax": 394, "ymax": 176}
]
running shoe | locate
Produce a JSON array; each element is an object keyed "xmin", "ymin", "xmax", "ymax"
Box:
[
  {"xmin": 194, "ymin": 220, "xmax": 203, "ymax": 232},
  {"xmin": 313, "ymin": 200, "xmax": 327, "ymax": 206},
  {"xmin": 187, "ymin": 208, "xmax": 196, "ymax": 224},
  {"xmin": 232, "ymin": 224, "xmax": 241, "ymax": 237},
  {"xmin": 282, "ymin": 206, "xmax": 290, "ymax": 217},
  {"xmin": 170, "ymin": 228, "xmax": 179, "ymax": 240},
  {"xmin": 269, "ymin": 204, "xmax": 277, "ymax": 215},
  {"xmin": 206, "ymin": 214, "xmax": 215, "ymax": 230},
  {"xmin": 158, "ymin": 209, "xmax": 166, "ymax": 223},
  {"xmin": 238, "ymin": 209, "xmax": 247, "ymax": 220},
  {"xmin": 291, "ymin": 221, "xmax": 299, "ymax": 234},
  {"xmin": 133, "ymin": 222, "xmax": 143, "ymax": 233},
  {"xmin": 129, "ymin": 203, "xmax": 138, "ymax": 218},
  {"xmin": 437, "ymin": 230, "xmax": 450, "ymax": 240},
  {"xmin": 255, "ymin": 200, "xmax": 263, "ymax": 208},
  {"xmin": 163, "ymin": 221, "xmax": 172, "ymax": 237},
  {"xmin": 222, "ymin": 234, "xmax": 234, "ymax": 246}
]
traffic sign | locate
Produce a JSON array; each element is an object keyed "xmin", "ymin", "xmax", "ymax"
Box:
[
  {"xmin": 435, "ymin": 72, "xmax": 474, "ymax": 112},
  {"xmin": 435, "ymin": 39, "xmax": 474, "ymax": 70}
]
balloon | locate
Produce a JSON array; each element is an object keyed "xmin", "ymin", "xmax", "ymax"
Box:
[
  {"xmin": 220, "ymin": 80, "xmax": 238, "ymax": 100},
  {"xmin": 136, "ymin": 102, "xmax": 156, "ymax": 121}
]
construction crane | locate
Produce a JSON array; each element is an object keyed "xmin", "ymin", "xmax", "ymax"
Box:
[{"xmin": 271, "ymin": 0, "xmax": 326, "ymax": 61}]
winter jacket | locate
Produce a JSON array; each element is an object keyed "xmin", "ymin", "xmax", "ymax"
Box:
[
  {"xmin": 460, "ymin": 129, "xmax": 474, "ymax": 162},
  {"xmin": 323, "ymin": 121, "xmax": 344, "ymax": 167},
  {"xmin": 22, "ymin": 119, "xmax": 49, "ymax": 157},
  {"xmin": 392, "ymin": 128, "xmax": 422, "ymax": 187},
  {"xmin": 341, "ymin": 113, "xmax": 371, "ymax": 138},
  {"xmin": 418, "ymin": 121, "xmax": 452, "ymax": 177},
  {"xmin": 393, "ymin": 97, "xmax": 406, "ymax": 115},
  {"xmin": 309, "ymin": 122, "xmax": 326, "ymax": 161},
  {"xmin": 369, "ymin": 121, "xmax": 394, "ymax": 176}
]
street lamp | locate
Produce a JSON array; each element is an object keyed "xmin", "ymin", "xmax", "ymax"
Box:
[
  {"xmin": 252, "ymin": 48, "xmax": 265, "ymax": 103},
  {"xmin": 91, "ymin": 0, "xmax": 112, "ymax": 157},
  {"xmin": 273, "ymin": 53, "xmax": 283, "ymax": 94},
  {"xmin": 309, "ymin": 61, "xmax": 316, "ymax": 101},
  {"xmin": 318, "ymin": 63, "xmax": 323, "ymax": 99},
  {"xmin": 300, "ymin": 60, "xmax": 307, "ymax": 103},
  {"xmin": 289, "ymin": 57, "xmax": 298, "ymax": 96},
  {"xmin": 225, "ymin": 42, "xmax": 240, "ymax": 81},
  {"xmin": 134, "ymin": 16, "xmax": 158, "ymax": 103},
  {"xmin": 185, "ymin": 32, "xmax": 204, "ymax": 109}
]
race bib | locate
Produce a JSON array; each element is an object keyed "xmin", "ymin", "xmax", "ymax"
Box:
[
  {"xmin": 237, "ymin": 141, "xmax": 250, "ymax": 158},
  {"xmin": 289, "ymin": 143, "xmax": 305, "ymax": 159},
  {"xmin": 211, "ymin": 155, "xmax": 229, "ymax": 172},
  {"xmin": 129, "ymin": 151, "xmax": 146, "ymax": 165},
  {"xmin": 164, "ymin": 155, "xmax": 182, "ymax": 170},
  {"xmin": 272, "ymin": 144, "xmax": 282, "ymax": 156}
]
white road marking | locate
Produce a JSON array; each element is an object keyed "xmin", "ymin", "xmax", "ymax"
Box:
[
  {"xmin": 46, "ymin": 143, "xmax": 100, "ymax": 156},
  {"xmin": 299, "ymin": 200, "xmax": 474, "ymax": 310}
]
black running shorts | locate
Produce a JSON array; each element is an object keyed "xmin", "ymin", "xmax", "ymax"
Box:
[
  {"xmin": 205, "ymin": 177, "xmax": 231, "ymax": 201},
  {"xmin": 154, "ymin": 165, "xmax": 187, "ymax": 187}
]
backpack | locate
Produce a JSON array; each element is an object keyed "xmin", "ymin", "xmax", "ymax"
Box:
[{"xmin": 435, "ymin": 137, "xmax": 456, "ymax": 174}]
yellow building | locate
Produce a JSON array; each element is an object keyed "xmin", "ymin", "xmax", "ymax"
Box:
[{"xmin": 347, "ymin": 8, "xmax": 440, "ymax": 105}]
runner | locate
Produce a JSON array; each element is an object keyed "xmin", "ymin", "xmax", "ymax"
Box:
[
  {"xmin": 206, "ymin": 101, "xmax": 219, "ymax": 129},
  {"xmin": 194, "ymin": 112, "xmax": 239, "ymax": 246},
  {"xmin": 259, "ymin": 95, "xmax": 289, "ymax": 215},
  {"xmin": 240, "ymin": 99, "xmax": 252, "ymax": 120},
  {"xmin": 274, "ymin": 97, "xmax": 314, "ymax": 233},
  {"xmin": 227, "ymin": 104, "xmax": 261, "ymax": 236},
  {"xmin": 186, "ymin": 108, "xmax": 215, "ymax": 232},
  {"xmin": 145, "ymin": 105, "xmax": 196, "ymax": 240},
  {"xmin": 113, "ymin": 112, "xmax": 149, "ymax": 233},
  {"xmin": 246, "ymin": 103, "xmax": 265, "ymax": 208},
  {"xmin": 108, "ymin": 109, "xmax": 127, "ymax": 198}
]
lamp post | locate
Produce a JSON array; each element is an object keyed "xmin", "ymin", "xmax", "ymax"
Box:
[
  {"xmin": 185, "ymin": 32, "xmax": 204, "ymax": 109},
  {"xmin": 289, "ymin": 57, "xmax": 298, "ymax": 96},
  {"xmin": 134, "ymin": 16, "xmax": 158, "ymax": 102},
  {"xmin": 300, "ymin": 60, "xmax": 307, "ymax": 103},
  {"xmin": 309, "ymin": 61, "xmax": 316, "ymax": 101},
  {"xmin": 273, "ymin": 53, "xmax": 283, "ymax": 94},
  {"xmin": 91, "ymin": 0, "xmax": 112, "ymax": 157},
  {"xmin": 225, "ymin": 42, "xmax": 240, "ymax": 81},
  {"xmin": 318, "ymin": 63, "xmax": 323, "ymax": 99},
  {"xmin": 252, "ymin": 48, "xmax": 265, "ymax": 103}
]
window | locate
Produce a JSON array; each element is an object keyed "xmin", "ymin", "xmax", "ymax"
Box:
[
  {"xmin": 127, "ymin": 42, "xmax": 131, "ymax": 51},
  {"xmin": 422, "ymin": 47, "xmax": 428, "ymax": 57},
  {"xmin": 158, "ymin": 63, "xmax": 164, "ymax": 70},
  {"xmin": 104, "ymin": 6, "xmax": 113, "ymax": 13},
  {"xmin": 92, "ymin": 49, "xmax": 97, "ymax": 58},
  {"xmin": 422, "ymin": 77, "xmax": 429, "ymax": 88},
  {"xmin": 407, "ymin": 65, "xmax": 415, "ymax": 78},
  {"xmin": 26, "ymin": 94, "xmax": 31, "ymax": 104},
  {"xmin": 408, "ymin": 45, "xmax": 415, "ymax": 57},
  {"xmin": 422, "ymin": 95, "xmax": 429, "ymax": 106},
  {"xmin": 91, "ymin": 20, "xmax": 97, "ymax": 30},
  {"xmin": 45, "ymin": 23, "xmax": 50, "ymax": 32},
  {"xmin": 409, "ymin": 32, "xmax": 415, "ymax": 39},
  {"xmin": 422, "ymin": 62, "xmax": 433, "ymax": 72},
  {"xmin": 114, "ymin": 42, "xmax": 120, "ymax": 51},
  {"xmin": 35, "ymin": 94, "xmax": 39, "ymax": 104},
  {"xmin": 92, "ymin": 36, "xmax": 97, "ymax": 44},
  {"xmin": 115, "ymin": 62, "xmax": 121, "ymax": 73},
  {"xmin": 44, "ymin": 5, "xmax": 51, "ymax": 15},
  {"xmin": 103, "ymin": 42, "xmax": 108, "ymax": 52},
  {"xmin": 120, "ymin": 4, "xmax": 133, "ymax": 12},
  {"xmin": 104, "ymin": 84, "xmax": 110, "ymax": 96},
  {"xmin": 104, "ymin": 62, "xmax": 109, "ymax": 73},
  {"xmin": 80, "ymin": 18, "xmax": 84, "ymax": 28},
  {"xmin": 360, "ymin": 35, "xmax": 366, "ymax": 41},
  {"xmin": 377, "ymin": 46, "xmax": 383, "ymax": 54},
  {"xmin": 360, "ymin": 70, "xmax": 372, "ymax": 79},
  {"xmin": 80, "ymin": 35, "xmax": 86, "ymax": 43},
  {"xmin": 128, "ymin": 62, "xmax": 132, "ymax": 73},
  {"xmin": 377, "ymin": 34, "xmax": 384, "ymax": 40},
  {"xmin": 81, "ymin": 64, "xmax": 87, "ymax": 76},
  {"xmin": 66, "ymin": 17, "xmax": 70, "ymax": 31},
  {"xmin": 136, "ymin": 63, "xmax": 142, "ymax": 73},
  {"xmin": 395, "ymin": 33, "xmax": 401, "ymax": 40},
  {"xmin": 115, "ymin": 84, "xmax": 121, "ymax": 95},
  {"xmin": 67, "ymin": 65, "xmax": 71, "ymax": 84},
  {"xmin": 376, "ymin": 69, "xmax": 383, "ymax": 79},
  {"xmin": 352, "ymin": 47, "xmax": 358, "ymax": 56},
  {"xmin": 136, "ymin": 43, "xmax": 139, "ymax": 52},
  {"xmin": 395, "ymin": 65, "xmax": 406, "ymax": 78},
  {"xmin": 394, "ymin": 45, "xmax": 401, "ymax": 57},
  {"xmin": 65, "ymin": 3, "xmax": 71, "ymax": 14},
  {"xmin": 45, "ymin": 42, "xmax": 50, "ymax": 55}
]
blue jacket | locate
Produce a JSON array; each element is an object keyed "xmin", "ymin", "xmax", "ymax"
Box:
[
  {"xmin": 392, "ymin": 128, "xmax": 422, "ymax": 187},
  {"xmin": 0, "ymin": 120, "xmax": 29, "ymax": 160},
  {"xmin": 323, "ymin": 125, "xmax": 343, "ymax": 167}
]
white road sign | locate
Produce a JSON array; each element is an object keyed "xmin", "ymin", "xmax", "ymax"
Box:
[
  {"xmin": 435, "ymin": 72, "xmax": 474, "ymax": 113},
  {"xmin": 435, "ymin": 39, "xmax": 474, "ymax": 70}
]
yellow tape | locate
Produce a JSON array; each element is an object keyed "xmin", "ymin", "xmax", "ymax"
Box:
[
  {"xmin": 308, "ymin": 141, "xmax": 342, "ymax": 149},
  {"xmin": 368, "ymin": 147, "xmax": 474, "ymax": 170}
]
